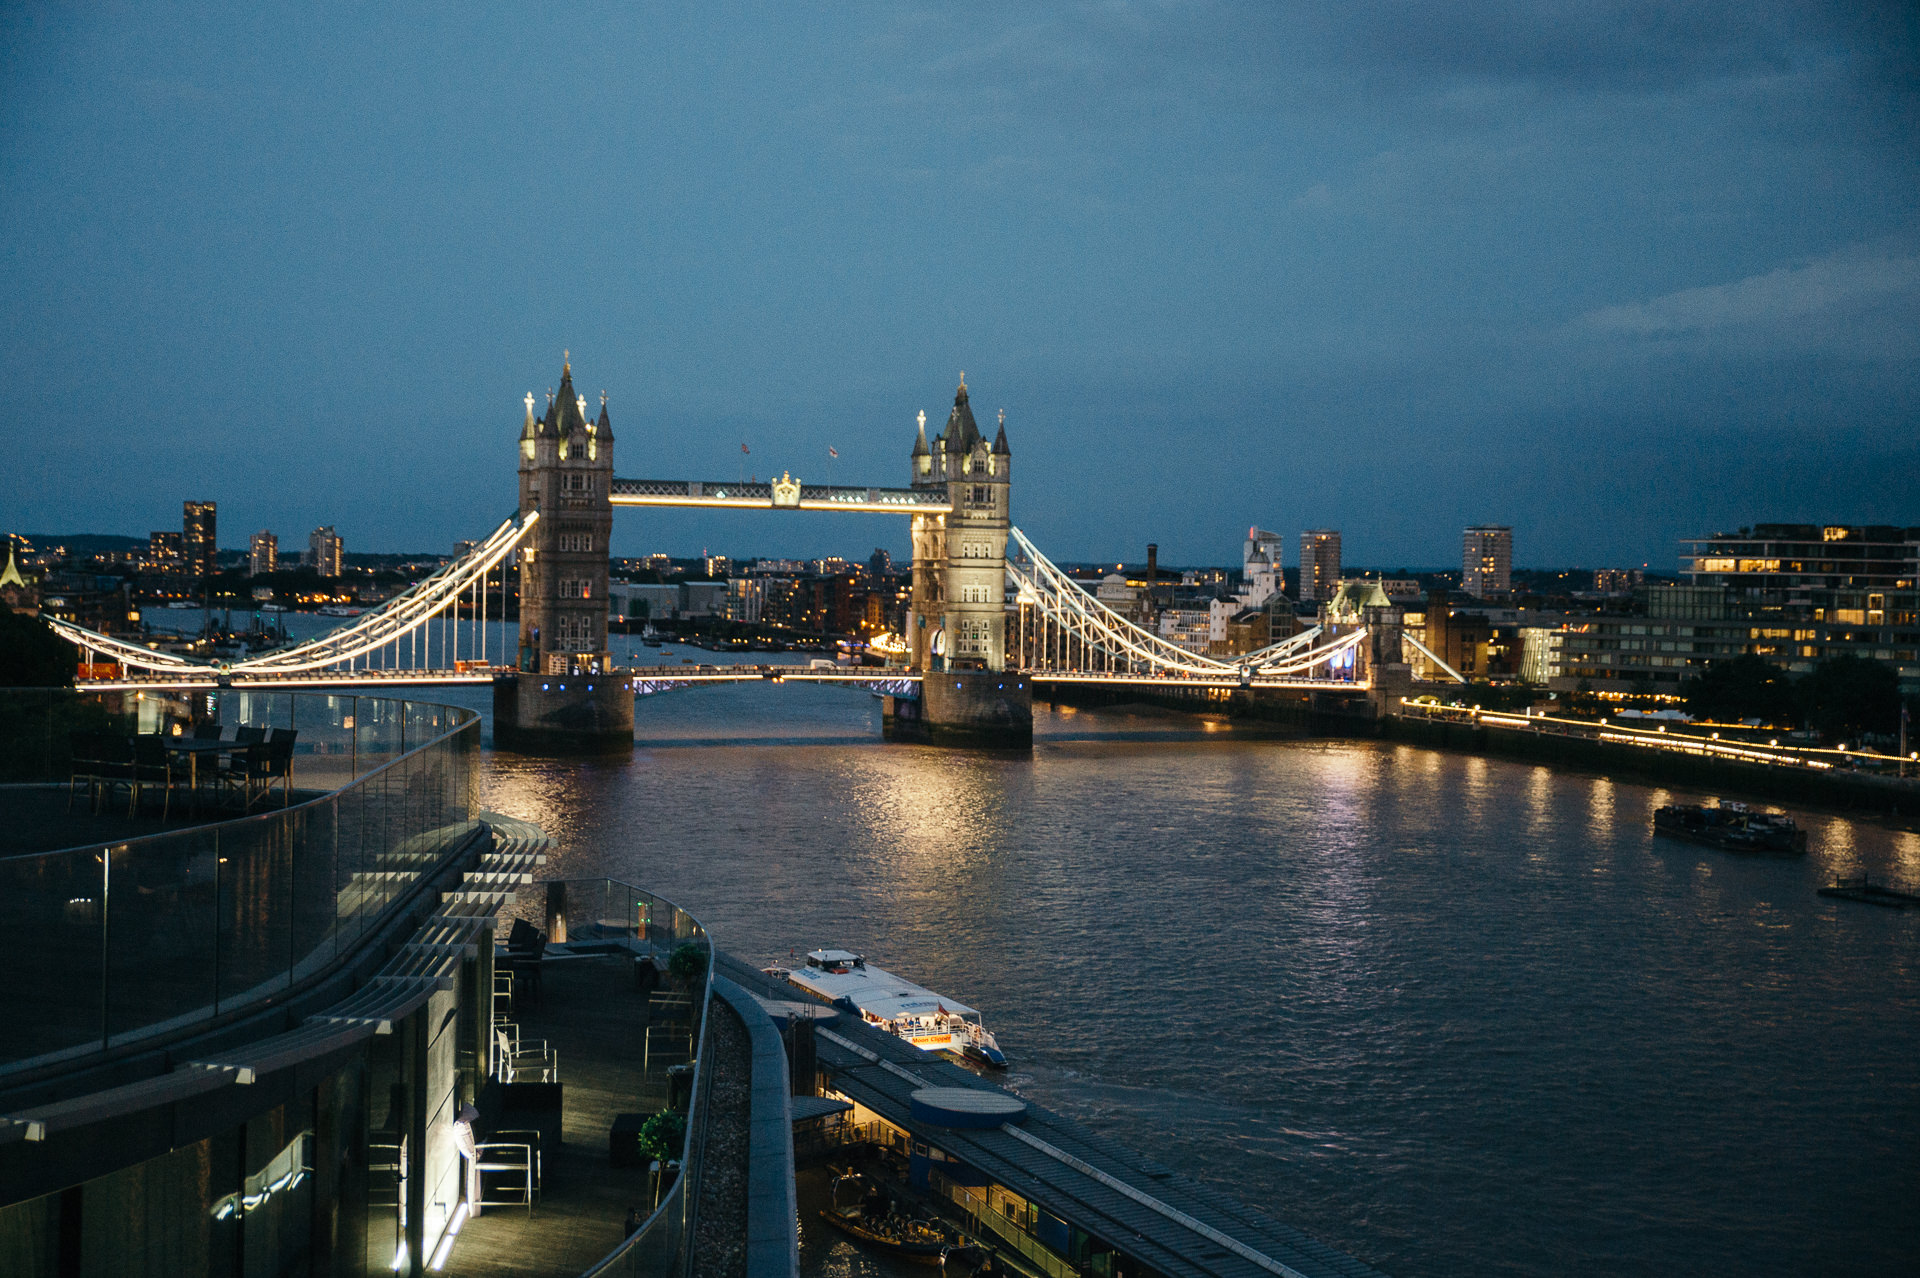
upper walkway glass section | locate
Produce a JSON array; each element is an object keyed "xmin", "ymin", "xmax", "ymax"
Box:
[{"xmin": 0, "ymin": 688, "xmax": 481, "ymax": 1076}]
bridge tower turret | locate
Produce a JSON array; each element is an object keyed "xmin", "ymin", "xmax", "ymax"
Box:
[{"xmin": 497, "ymin": 354, "xmax": 632, "ymax": 751}]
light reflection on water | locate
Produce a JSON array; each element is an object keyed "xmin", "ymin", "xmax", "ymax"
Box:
[{"xmin": 466, "ymin": 677, "xmax": 1919, "ymax": 1278}]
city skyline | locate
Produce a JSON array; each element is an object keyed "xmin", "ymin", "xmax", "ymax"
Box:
[{"xmin": 3, "ymin": 6, "xmax": 1915, "ymax": 566}]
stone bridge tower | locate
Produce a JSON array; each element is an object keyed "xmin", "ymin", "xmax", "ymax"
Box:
[
  {"xmin": 898, "ymin": 375, "xmax": 1030, "ymax": 745},
  {"xmin": 908, "ymin": 376, "xmax": 1012, "ymax": 672},
  {"xmin": 495, "ymin": 355, "xmax": 633, "ymax": 751}
]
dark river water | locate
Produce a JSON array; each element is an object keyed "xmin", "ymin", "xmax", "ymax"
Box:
[{"xmin": 451, "ymin": 658, "xmax": 1918, "ymax": 1278}]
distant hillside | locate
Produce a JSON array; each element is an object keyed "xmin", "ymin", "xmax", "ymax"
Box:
[{"xmin": 17, "ymin": 532, "xmax": 149, "ymax": 554}]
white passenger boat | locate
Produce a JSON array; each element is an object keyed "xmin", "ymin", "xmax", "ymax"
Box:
[{"xmin": 776, "ymin": 949, "xmax": 1007, "ymax": 1068}]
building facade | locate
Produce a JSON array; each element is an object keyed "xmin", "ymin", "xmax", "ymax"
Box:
[
  {"xmin": 308, "ymin": 527, "xmax": 344, "ymax": 578},
  {"xmin": 1242, "ymin": 527, "xmax": 1283, "ymax": 606},
  {"xmin": 146, "ymin": 530, "xmax": 183, "ymax": 573},
  {"xmin": 1462, "ymin": 525, "xmax": 1512, "ymax": 599},
  {"xmin": 249, "ymin": 531, "xmax": 278, "ymax": 576},
  {"xmin": 183, "ymin": 500, "xmax": 217, "ymax": 579},
  {"xmin": 1299, "ymin": 530, "xmax": 1341, "ymax": 603}
]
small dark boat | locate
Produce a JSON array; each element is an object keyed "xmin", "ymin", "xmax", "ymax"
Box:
[
  {"xmin": 1817, "ymin": 876, "xmax": 1920, "ymax": 909},
  {"xmin": 817, "ymin": 1171, "xmax": 947, "ymax": 1264},
  {"xmin": 940, "ymin": 1243, "xmax": 994, "ymax": 1274},
  {"xmin": 1653, "ymin": 802, "xmax": 1807, "ymax": 853}
]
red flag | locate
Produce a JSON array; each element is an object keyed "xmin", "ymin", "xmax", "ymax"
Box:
[
  {"xmin": 828, "ymin": 446, "xmax": 838, "ymax": 458},
  {"xmin": 741, "ymin": 443, "xmax": 750, "ymax": 455}
]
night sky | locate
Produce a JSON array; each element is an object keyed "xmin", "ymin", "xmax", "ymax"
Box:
[{"xmin": 3, "ymin": 3, "xmax": 1915, "ymax": 569}]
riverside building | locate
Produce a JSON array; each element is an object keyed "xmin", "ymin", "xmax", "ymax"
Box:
[{"xmin": 1547, "ymin": 523, "xmax": 1920, "ymax": 695}]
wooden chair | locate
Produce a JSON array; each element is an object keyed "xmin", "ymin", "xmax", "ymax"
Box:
[
  {"xmin": 234, "ymin": 725, "xmax": 267, "ymax": 745},
  {"xmin": 191, "ymin": 719, "xmax": 224, "ymax": 741}
]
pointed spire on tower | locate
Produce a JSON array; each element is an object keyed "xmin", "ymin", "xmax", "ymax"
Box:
[
  {"xmin": 945, "ymin": 374, "xmax": 979, "ymax": 453},
  {"xmin": 992, "ymin": 407, "xmax": 1009, "ymax": 455},
  {"xmin": 522, "ymin": 391, "xmax": 537, "ymax": 441},
  {"xmin": 553, "ymin": 359, "xmax": 587, "ymax": 435},
  {"xmin": 596, "ymin": 389, "xmax": 614, "ymax": 442},
  {"xmin": 911, "ymin": 408, "xmax": 929, "ymax": 458}
]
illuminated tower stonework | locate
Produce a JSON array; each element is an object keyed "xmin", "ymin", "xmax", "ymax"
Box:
[
  {"xmin": 896, "ymin": 376, "xmax": 1031, "ymax": 746},
  {"xmin": 517, "ymin": 358, "xmax": 615, "ymax": 676},
  {"xmin": 494, "ymin": 355, "xmax": 633, "ymax": 752}
]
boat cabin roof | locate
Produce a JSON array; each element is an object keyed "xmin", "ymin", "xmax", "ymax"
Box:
[
  {"xmin": 788, "ymin": 957, "xmax": 980, "ymax": 1022},
  {"xmin": 806, "ymin": 949, "xmax": 864, "ymax": 967}
]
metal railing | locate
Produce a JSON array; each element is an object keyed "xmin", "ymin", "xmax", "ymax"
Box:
[
  {"xmin": 0, "ymin": 689, "xmax": 480, "ymax": 1076},
  {"xmin": 1398, "ymin": 699, "xmax": 1920, "ymax": 777},
  {"xmin": 528, "ymin": 878, "xmax": 716, "ymax": 1278}
]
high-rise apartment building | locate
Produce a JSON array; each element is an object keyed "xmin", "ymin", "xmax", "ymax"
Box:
[
  {"xmin": 1463, "ymin": 525, "xmax": 1513, "ymax": 598},
  {"xmin": 249, "ymin": 531, "xmax": 278, "ymax": 576},
  {"xmin": 1299, "ymin": 529, "xmax": 1342, "ymax": 602},
  {"xmin": 147, "ymin": 530, "xmax": 183, "ymax": 572},
  {"xmin": 309, "ymin": 526, "xmax": 344, "ymax": 578},
  {"xmin": 183, "ymin": 500, "xmax": 217, "ymax": 579}
]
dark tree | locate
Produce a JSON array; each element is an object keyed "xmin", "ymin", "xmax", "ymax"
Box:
[
  {"xmin": 1680, "ymin": 654, "xmax": 1798, "ymax": 726},
  {"xmin": 1797, "ymin": 655, "xmax": 1901, "ymax": 742},
  {"xmin": 0, "ymin": 611, "xmax": 76, "ymax": 687}
]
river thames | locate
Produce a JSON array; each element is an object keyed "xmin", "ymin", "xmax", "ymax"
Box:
[{"xmin": 444, "ymin": 658, "xmax": 1920, "ymax": 1277}]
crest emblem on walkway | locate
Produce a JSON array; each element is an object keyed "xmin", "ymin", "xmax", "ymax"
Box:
[{"xmin": 771, "ymin": 472, "xmax": 801, "ymax": 507}]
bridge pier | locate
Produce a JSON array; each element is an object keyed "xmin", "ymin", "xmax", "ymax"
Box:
[
  {"xmin": 885, "ymin": 672, "xmax": 1033, "ymax": 747},
  {"xmin": 492, "ymin": 672, "xmax": 634, "ymax": 753}
]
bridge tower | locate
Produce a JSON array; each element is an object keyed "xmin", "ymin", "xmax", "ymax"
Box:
[
  {"xmin": 494, "ymin": 356, "xmax": 634, "ymax": 752},
  {"xmin": 896, "ymin": 376, "xmax": 1031, "ymax": 746}
]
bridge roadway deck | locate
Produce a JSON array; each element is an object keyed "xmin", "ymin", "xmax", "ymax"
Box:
[
  {"xmin": 80, "ymin": 665, "xmax": 923, "ymax": 692},
  {"xmin": 718, "ymin": 956, "xmax": 1387, "ymax": 1278},
  {"xmin": 86, "ymin": 666, "xmax": 1369, "ymax": 695}
]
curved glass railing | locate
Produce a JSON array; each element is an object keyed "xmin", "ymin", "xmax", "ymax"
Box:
[
  {"xmin": 0, "ymin": 689, "xmax": 480, "ymax": 1076},
  {"xmin": 530, "ymin": 879, "xmax": 716, "ymax": 1278}
]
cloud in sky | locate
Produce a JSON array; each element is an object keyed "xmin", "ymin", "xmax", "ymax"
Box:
[
  {"xmin": 1579, "ymin": 239, "xmax": 1920, "ymax": 346},
  {"xmin": 0, "ymin": 2, "xmax": 1914, "ymax": 568}
]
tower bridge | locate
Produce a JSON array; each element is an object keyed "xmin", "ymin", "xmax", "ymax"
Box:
[{"xmin": 49, "ymin": 359, "xmax": 1456, "ymax": 749}]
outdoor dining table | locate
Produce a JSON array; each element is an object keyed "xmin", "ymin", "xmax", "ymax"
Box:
[{"xmin": 161, "ymin": 736, "xmax": 232, "ymax": 815}]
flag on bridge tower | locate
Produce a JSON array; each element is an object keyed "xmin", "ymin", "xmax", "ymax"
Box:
[
  {"xmin": 828, "ymin": 447, "xmax": 838, "ymax": 458},
  {"xmin": 741, "ymin": 443, "xmax": 750, "ymax": 455}
]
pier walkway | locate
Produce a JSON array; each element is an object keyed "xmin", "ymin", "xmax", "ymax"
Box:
[{"xmin": 719, "ymin": 957, "xmax": 1386, "ymax": 1278}]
